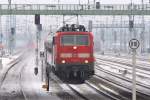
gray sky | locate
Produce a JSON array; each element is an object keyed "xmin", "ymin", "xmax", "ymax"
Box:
[{"xmin": 0, "ymin": 0, "xmax": 149, "ymax": 4}]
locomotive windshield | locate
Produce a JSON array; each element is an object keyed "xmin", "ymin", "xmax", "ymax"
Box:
[{"xmin": 61, "ymin": 35, "xmax": 89, "ymax": 46}]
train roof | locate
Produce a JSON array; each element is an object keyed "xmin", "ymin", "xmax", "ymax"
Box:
[
  {"xmin": 57, "ymin": 24, "xmax": 88, "ymax": 32},
  {"xmin": 57, "ymin": 31, "xmax": 91, "ymax": 34},
  {"xmin": 55, "ymin": 31, "xmax": 93, "ymax": 38}
]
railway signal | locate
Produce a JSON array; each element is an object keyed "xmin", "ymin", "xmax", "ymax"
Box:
[
  {"xmin": 129, "ymin": 38, "xmax": 140, "ymax": 100},
  {"xmin": 35, "ymin": 14, "xmax": 40, "ymax": 25},
  {"xmin": 40, "ymin": 51, "xmax": 45, "ymax": 81},
  {"xmin": 34, "ymin": 14, "xmax": 41, "ymax": 76}
]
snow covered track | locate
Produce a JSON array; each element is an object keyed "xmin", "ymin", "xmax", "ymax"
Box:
[
  {"xmin": 49, "ymin": 72, "xmax": 116, "ymax": 100},
  {"xmin": 0, "ymin": 53, "xmax": 28, "ymax": 100},
  {"xmin": 48, "ymin": 73, "xmax": 86, "ymax": 100},
  {"xmin": 96, "ymin": 56, "xmax": 150, "ymax": 72},
  {"xmin": 19, "ymin": 64, "xmax": 28, "ymax": 100},
  {"xmin": 96, "ymin": 59, "xmax": 150, "ymax": 79},
  {"xmin": 96, "ymin": 60, "xmax": 150, "ymax": 89},
  {"xmin": 0, "ymin": 52, "xmax": 24, "ymax": 89},
  {"xmin": 85, "ymin": 81, "xmax": 129, "ymax": 100},
  {"xmin": 68, "ymin": 82, "xmax": 122, "ymax": 100},
  {"xmin": 66, "ymin": 84, "xmax": 90, "ymax": 100},
  {"xmin": 95, "ymin": 64, "xmax": 150, "ymax": 100}
]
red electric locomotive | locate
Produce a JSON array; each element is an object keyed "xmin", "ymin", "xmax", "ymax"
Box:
[{"xmin": 45, "ymin": 24, "xmax": 95, "ymax": 82}]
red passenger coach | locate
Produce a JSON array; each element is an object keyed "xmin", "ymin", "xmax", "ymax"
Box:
[{"xmin": 45, "ymin": 24, "xmax": 95, "ymax": 82}]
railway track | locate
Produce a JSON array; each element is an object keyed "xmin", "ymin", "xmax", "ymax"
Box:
[
  {"xmin": 87, "ymin": 76, "xmax": 130, "ymax": 100},
  {"xmin": 96, "ymin": 58, "xmax": 150, "ymax": 88},
  {"xmin": 96, "ymin": 58, "xmax": 150, "ymax": 77},
  {"xmin": 47, "ymin": 60, "xmax": 150, "ymax": 100},
  {"xmin": 0, "ymin": 63, "xmax": 26, "ymax": 100},
  {"xmin": 0, "ymin": 53, "xmax": 24, "ymax": 89},
  {"xmin": 101, "ymin": 53, "xmax": 150, "ymax": 63},
  {"xmin": 49, "ymin": 73, "xmax": 86, "ymax": 100},
  {"xmin": 67, "ymin": 83, "xmax": 115, "ymax": 100},
  {"xmin": 19, "ymin": 64, "xmax": 28, "ymax": 100},
  {"xmin": 50, "ymin": 72, "xmax": 119, "ymax": 100},
  {"xmin": 95, "ymin": 64, "xmax": 150, "ymax": 100},
  {"xmin": 66, "ymin": 84, "xmax": 91, "ymax": 100},
  {"xmin": 85, "ymin": 81, "xmax": 128, "ymax": 100},
  {"xmin": 0, "ymin": 51, "xmax": 29, "ymax": 100},
  {"xmin": 96, "ymin": 56, "xmax": 150, "ymax": 71}
]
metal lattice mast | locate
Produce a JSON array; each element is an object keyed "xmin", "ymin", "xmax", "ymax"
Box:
[
  {"xmin": 25, "ymin": 15, "xmax": 29, "ymax": 45},
  {"xmin": 149, "ymin": 20, "xmax": 150, "ymax": 50},
  {"xmin": 5, "ymin": 16, "xmax": 9, "ymax": 53},
  {"xmin": 101, "ymin": 28, "xmax": 104, "ymax": 54},
  {"xmin": 8, "ymin": 0, "xmax": 16, "ymax": 54},
  {"xmin": 120, "ymin": 16, "xmax": 123, "ymax": 53},
  {"xmin": 112, "ymin": 16, "xmax": 117, "ymax": 54},
  {"xmin": 0, "ymin": 16, "xmax": 3, "ymax": 44},
  {"xmin": 123, "ymin": 27, "xmax": 127, "ymax": 53},
  {"xmin": 8, "ymin": 0, "xmax": 11, "ymax": 54},
  {"xmin": 140, "ymin": 0, "xmax": 145, "ymax": 53}
]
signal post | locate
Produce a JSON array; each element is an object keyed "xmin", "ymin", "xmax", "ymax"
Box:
[
  {"xmin": 129, "ymin": 39, "xmax": 140, "ymax": 100},
  {"xmin": 34, "ymin": 14, "xmax": 40, "ymax": 75}
]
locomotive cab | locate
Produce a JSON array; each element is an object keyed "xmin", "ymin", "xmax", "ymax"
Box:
[{"xmin": 58, "ymin": 33, "xmax": 94, "ymax": 79}]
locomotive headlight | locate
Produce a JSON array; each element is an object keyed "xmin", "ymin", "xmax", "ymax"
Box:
[
  {"xmin": 85, "ymin": 60, "xmax": 89, "ymax": 64},
  {"xmin": 61, "ymin": 60, "xmax": 66, "ymax": 64},
  {"xmin": 73, "ymin": 46, "xmax": 77, "ymax": 49}
]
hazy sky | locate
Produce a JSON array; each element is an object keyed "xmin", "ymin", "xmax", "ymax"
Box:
[{"xmin": 0, "ymin": 0, "xmax": 149, "ymax": 4}]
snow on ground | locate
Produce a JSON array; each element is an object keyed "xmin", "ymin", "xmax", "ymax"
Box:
[
  {"xmin": 95, "ymin": 51, "xmax": 150, "ymax": 62},
  {"xmin": 0, "ymin": 50, "xmax": 61, "ymax": 100},
  {"xmin": 21, "ymin": 52, "xmax": 61, "ymax": 100},
  {"xmin": 0, "ymin": 58, "xmax": 26, "ymax": 100},
  {"xmin": 96, "ymin": 52, "xmax": 150, "ymax": 86},
  {"xmin": 0, "ymin": 51, "xmax": 23, "ymax": 83},
  {"xmin": 0, "ymin": 51, "xmax": 25, "ymax": 100}
]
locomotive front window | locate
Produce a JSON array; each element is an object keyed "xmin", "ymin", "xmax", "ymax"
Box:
[
  {"xmin": 61, "ymin": 35, "xmax": 89, "ymax": 46},
  {"xmin": 61, "ymin": 35, "xmax": 74, "ymax": 46},
  {"xmin": 76, "ymin": 35, "xmax": 89, "ymax": 45}
]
